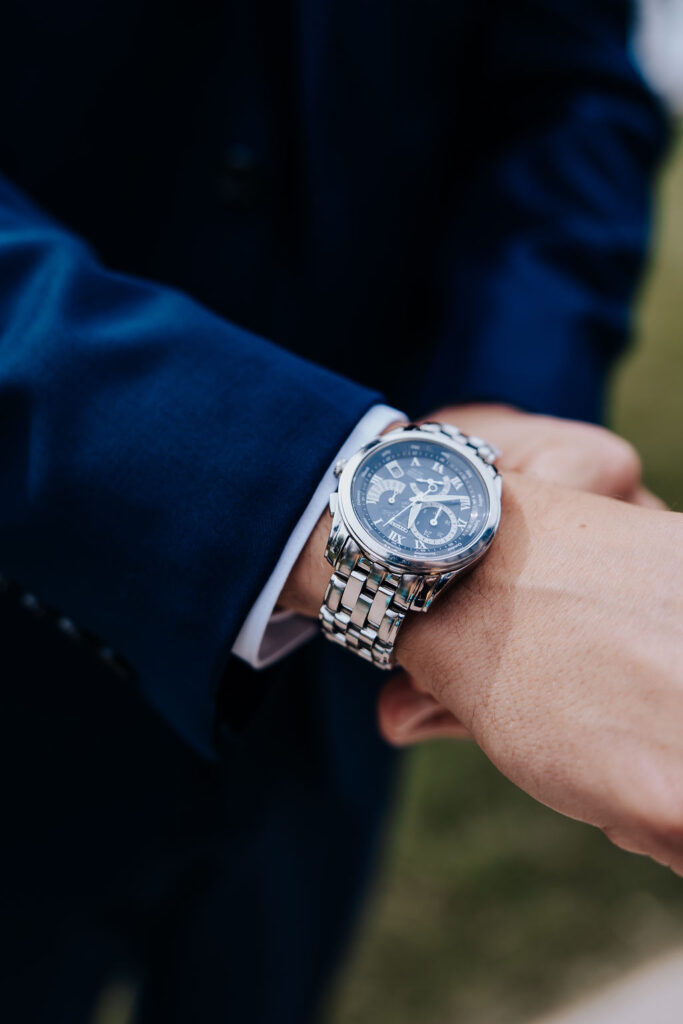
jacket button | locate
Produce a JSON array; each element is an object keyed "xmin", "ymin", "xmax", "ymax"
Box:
[{"xmin": 217, "ymin": 143, "xmax": 260, "ymax": 208}]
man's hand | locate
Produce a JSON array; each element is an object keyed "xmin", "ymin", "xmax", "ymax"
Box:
[
  {"xmin": 280, "ymin": 403, "xmax": 683, "ymax": 875},
  {"xmin": 430, "ymin": 403, "xmax": 662, "ymax": 507},
  {"xmin": 389, "ymin": 473, "xmax": 683, "ymax": 874}
]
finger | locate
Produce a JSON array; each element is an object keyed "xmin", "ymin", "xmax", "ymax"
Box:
[
  {"xmin": 377, "ymin": 672, "xmax": 471, "ymax": 746},
  {"xmin": 518, "ymin": 437, "xmax": 642, "ymax": 500}
]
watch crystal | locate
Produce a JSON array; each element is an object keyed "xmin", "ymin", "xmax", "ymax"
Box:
[{"xmin": 350, "ymin": 438, "xmax": 490, "ymax": 560}]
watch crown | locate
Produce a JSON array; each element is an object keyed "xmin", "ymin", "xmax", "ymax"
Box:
[{"xmin": 333, "ymin": 459, "xmax": 347, "ymax": 478}]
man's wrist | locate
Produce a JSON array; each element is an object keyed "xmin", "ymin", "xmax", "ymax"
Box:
[
  {"xmin": 278, "ymin": 510, "xmax": 333, "ymax": 619},
  {"xmin": 278, "ymin": 418, "xmax": 407, "ymax": 621},
  {"xmin": 394, "ymin": 471, "xmax": 528, "ymax": 692},
  {"xmin": 279, "ymin": 416, "xmax": 510, "ymax": 661},
  {"xmin": 235, "ymin": 405, "xmax": 406, "ymax": 668},
  {"xmin": 280, "ymin": 470, "xmax": 516, "ymax": 677}
]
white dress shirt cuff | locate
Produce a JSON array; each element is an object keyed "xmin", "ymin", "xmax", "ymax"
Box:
[{"xmin": 231, "ymin": 403, "xmax": 407, "ymax": 669}]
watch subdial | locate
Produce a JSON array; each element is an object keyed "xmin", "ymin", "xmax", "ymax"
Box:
[
  {"xmin": 409, "ymin": 502, "xmax": 459, "ymax": 546},
  {"xmin": 368, "ymin": 477, "xmax": 406, "ymax": 506}
]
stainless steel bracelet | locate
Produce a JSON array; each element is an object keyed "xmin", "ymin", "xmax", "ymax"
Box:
[
  {"xmin": 319, "ymin": 553, "xmax": 412, "ymax": 668},
  {"xmin": 318, "ymin": 422, "xmax": 499, "ymax": 669}
]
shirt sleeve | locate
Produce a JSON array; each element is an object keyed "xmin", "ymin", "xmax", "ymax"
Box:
[{"xmin": 232, "ymin": 404, "xmax": 406, "ymax": 668}]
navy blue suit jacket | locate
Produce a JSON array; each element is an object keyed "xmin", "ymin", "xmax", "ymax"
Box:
[{"xmin": 0, "ymin": 1, "xmax": 667, "ymax": 1021}]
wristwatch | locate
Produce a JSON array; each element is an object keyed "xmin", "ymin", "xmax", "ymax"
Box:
[{"xmin": 319, "ymin": 421, "xmax": 502, "ymax": 667}]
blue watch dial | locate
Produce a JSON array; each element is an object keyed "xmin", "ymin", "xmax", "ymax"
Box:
[{"xmin": 350, "ymin": 438, "xmax": 490, "ymax": 559}]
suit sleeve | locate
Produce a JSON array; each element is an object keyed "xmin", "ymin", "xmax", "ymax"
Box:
[
  {"xmin": 418, "ymin": 0, "xmax": 669, "ymax": 422},
  {"xmin": 0, "ymin": 176, "xmax": 382, "ymax": 758}
]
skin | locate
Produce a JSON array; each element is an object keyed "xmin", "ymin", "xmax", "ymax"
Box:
[{"xmin": 280, "ymin": 405, "xmax": 683, "ymax": 874}]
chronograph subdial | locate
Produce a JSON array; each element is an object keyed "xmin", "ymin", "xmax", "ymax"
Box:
[{"xmin": 408, "ymin": 501, "xmax": 461, "ymax": 546}]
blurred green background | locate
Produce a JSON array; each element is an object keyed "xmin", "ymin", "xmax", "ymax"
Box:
[{"xmin": 326, "ymin": 124, "xmax": 683, "ymax": 1024}]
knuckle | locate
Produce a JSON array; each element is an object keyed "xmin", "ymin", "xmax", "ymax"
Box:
[
  {"xmin": 591, "ymin": 428, "xmax": 642, "ymax": 488},
  {"xmin": 559, "ymin": 421, "xmax": 643, "ymax": 495},
  {"xmin": 610, "ymin": 438, "xmax": 642, "ymax": 479},
  {"xmin": 377, "ymin": 712, "xmax": 405, "ymax": 747},
  {"xmin": 512, "ymin": 420, "xmax": 640, "ymax": 486}
]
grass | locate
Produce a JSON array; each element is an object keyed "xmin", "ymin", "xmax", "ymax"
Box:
[{"xmin": 327, "ymin": 124, "xmax": 683, "ymax": 1024}]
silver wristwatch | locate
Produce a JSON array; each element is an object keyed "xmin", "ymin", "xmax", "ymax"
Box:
[{"xmin": 319, "ymin": 421, "xmax": 502, "ymax": 668}]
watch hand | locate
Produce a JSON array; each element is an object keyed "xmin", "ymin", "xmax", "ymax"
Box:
[
  {"xmin": 414, "ymin": 479, "xmax": 441, "ymax": 492},
  {"xmin": 385, "ymin": 490, "xmax": 465, "ymax": 534},
  {"xmin": 383, "ymin": 501, "xmax": 415, "ymax": 528},
  {"xmin": 385, "ymin": 485, "xmax": 436, "ymax": 528},
  {"xmin": 411, "ymin": 493, "xmax": 468, "ymax": 504}
]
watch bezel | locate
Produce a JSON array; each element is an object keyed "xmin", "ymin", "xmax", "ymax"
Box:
[{"xmin": 337, "ymin": 426, "xmax": 502, "ymax": 575}]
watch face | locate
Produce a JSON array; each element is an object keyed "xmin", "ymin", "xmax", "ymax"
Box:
[{"xmin": 350, "ymin": 437, "xmax": 491, "ymax": 563}]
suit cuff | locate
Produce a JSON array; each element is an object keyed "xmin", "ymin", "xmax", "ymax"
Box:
[{"xmin": 232, "ymin": 404, "xmax": 407, "ymax": 669}]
